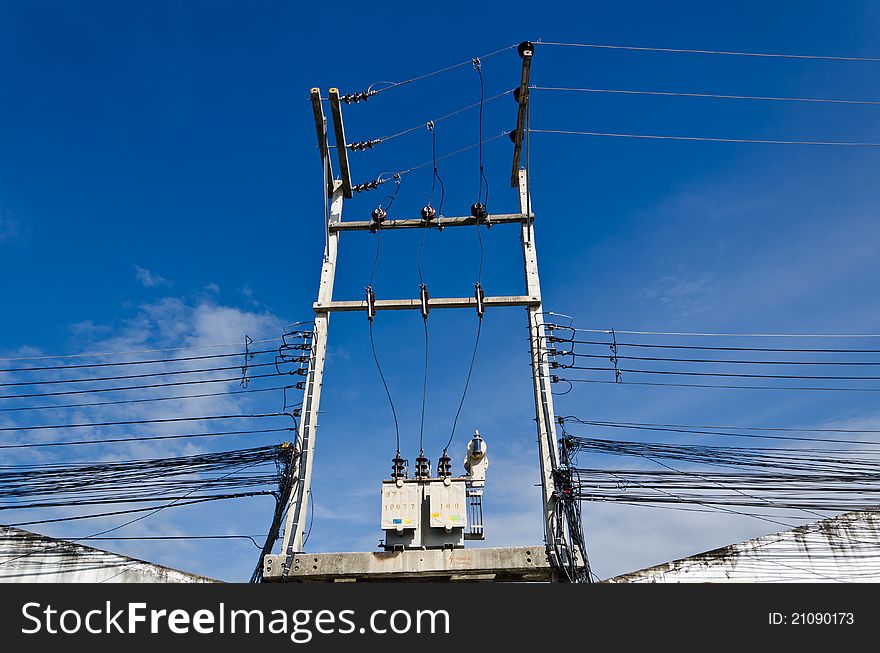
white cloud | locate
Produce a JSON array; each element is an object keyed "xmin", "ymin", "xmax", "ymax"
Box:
[
  {"xmin": 134, "ymin": 265, "xmax": 171, "ymax": 288},
  {"xmin": 1, "ymin": 293, "xmax": 292, "ymax": 580}
]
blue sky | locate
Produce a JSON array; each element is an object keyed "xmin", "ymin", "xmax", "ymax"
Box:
[{"xmin": 2, "ymin": 1, "xmax": 880, "ymax": 581}]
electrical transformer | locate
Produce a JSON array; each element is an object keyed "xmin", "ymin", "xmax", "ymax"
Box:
[{"xmin": 380, "ymin": 431, "xmax": 488, "ymax": 550}]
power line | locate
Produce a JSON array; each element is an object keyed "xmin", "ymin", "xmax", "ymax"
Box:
[
  {"xmin": 557, "ymin": 338, "xmax": 880, "ymax": 353},
  {"xmin": 561, "ymin": 364, "xmax": 880, "ymax": 381},
  {"xmin": 560, "ymin": 377, "xmax": 880, "ymax": 392},
  {"xmin": 568, "ymin": 352, "xmax": 880, "ymax": 366},
  {"xmin": 77, "ymin": 535, "xmax": 264, "ymax": 549},
  {"xmin": 532, "ymin": 85, "xmax": 880, "ymax": 106},
  {"xmin": 0, "ymin": 384, "xmax": 297, "ymax": 413},
  {"xmin": 444, "ymin": 319, "xmax": 483, "ymax": 453},
  {"xmin": 0, "ymin": 349, "xmax": 276, "ymax": 374},
  {"xmin": 0, "ymin": 413, "xmax": 285, "ymax": 433},
  {"xmin": 369, "ymin": 320, "xmax": 400, "ymax": 454},
  {"xmin": 0, "ymin": 371, "xmax": 283, "ymax": 400},
  {"xmin": 0, "ymin": 427, "xmax": 293, "ymax": 450},
  {"xmin": 562, "ymin": 416, "xmax": 880, "ymax": 446},
  {"xmin": 558, "ymin": 327, "xmax": 880, "ymax": 338},
  {"xmin": 393, "ymin": 132, "xmax": 508, "ymax": 178},
  {"xmin": 0, "ymin": 360, "xmax": 278, "ymax": 388},
  {"xmin": 378, "ymin": 90, "xmax": 514, "ymax": 143},
  {"xmin": 366, "ymin": 44, "xmax": 516, "ymax": 95},
  {"xmin": 530, "ymin": 128, "xmax": 880, "ymax": 147},
  {"xmin": 0, "ymin": 338, "xmax": 283, "ymax": 363},
  {"xmin": 535, "ymin": 40, "xmax": 880, "ymax": 63}
]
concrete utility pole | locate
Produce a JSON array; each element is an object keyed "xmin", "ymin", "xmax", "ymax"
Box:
[{"xmin": 264, "ymin": 43, "xmax": 586, "ymax": 582}]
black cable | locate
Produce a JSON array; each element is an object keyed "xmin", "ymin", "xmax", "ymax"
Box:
[
  {"xmin": 0, "ymin": 349, "xmax": 275, "ymax": 374},
  {"xmin": 561, "ymin": 377, "xmax": 880, "ymax": 392},
  {"xmin": 79, "ymin": 535, "xmax": 263, "ymax": 549},
  {"xmin": 419, "ymin": 318, "xmax": 429, "ymax": 453},
  {"xmin": 0, "ymin": 384, "xmax": 296, "ymax": 413},
  {"xmin": 561, "ymin": 417, "xmax": 880, "ymax": 446},
  {"xmin": 5, "ymin": 493, "xmax": 272, "ymax": 527},
  {"xmin": 474, "ymin": 59, "xmax": 488, "ymax": 206},
  {"xmin": 444, "ymin": 318, "xmax": 483, "ymax": 453},
  {"xmin": 369, "ymin": 321, "xmax": 400, "ymax": 453},
  {"xmin": 0, "ymin": 371, "xmax": 283, "ymax": 400},
  {"xmin": 0, "ymin": 427, "xmax": 293, "ymax": 450},
  {"xmin": 569, "ymin": 352, "xmax": 880, "ymax": 366},
  {"xmin": 0, "ymin": 412, "xmax": 284, "ymax": 433},
  {"xmin": 560, "ymin": 338, "xmax": 880, "ymax": 354},
  {"xmin": 562, "ymin": 364, "xmax": 880, "ymax": 381},
  {"xmin": 0, "ymin": 360, "xmax": 278, "ymax": 388}
]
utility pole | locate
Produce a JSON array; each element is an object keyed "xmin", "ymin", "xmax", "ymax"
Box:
[{"xmin": 264, "ymin": 42, "xmax": 587, "ymax": 582}]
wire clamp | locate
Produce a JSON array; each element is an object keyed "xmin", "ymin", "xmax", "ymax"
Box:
[{"xmin": 609, "ymin": 328, "xmax": 622, "ymax": 383}]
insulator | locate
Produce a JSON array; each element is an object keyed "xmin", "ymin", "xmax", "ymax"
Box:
[
  {"xmin": 347, "ymin": 139, "xmax": 382, "ymax": 152},
  {"xmin": 420, "ymin": 205, "xmax": 436, "ymax": 221},
  {"xmin": 391, "ymin": 453, "xmax": 408, "ymax": 480},
  {"xmin": 371, "ymin": 207, "xmax": 386, "ymax": 224},
  {"xmin": 550, "ymin": 375, "xmax": 559, "ymax": 384},
  {"xmin": 415, "ymin": 451, "xmax": 431, "ymax": 479},
  {"xmin": 366, "ymin": 286, "xmax": 376, "ymax": 322},
  {"xmin": 342, "ymin": 90, "xmax": 376, "ymax": 104},
  {"xmin": 513, "ymin": 86, "xmax": 523, "ymax": 103},
  {"xmin": 354, "ymin": 179, "xmax": 382, "ymax": 193},
  {"xmin": 470, "ymin": 202, "xmax": 488, "ymax": 220},
  {"xmin": 419, "ymin": 284, "xmax": 430, "ymax": 320},
  {"xmin": 518, "ymin": 41, "xmax": 535, "ymax": 58},
  {"xmin": 437, "ymin": 451, "xmax": 452, "ymax": 478}
]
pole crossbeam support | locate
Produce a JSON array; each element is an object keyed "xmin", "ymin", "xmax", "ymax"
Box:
[
  {"xmin": 329, "ymin": 213, "xmax": 532, "ymax": 232},
  {"xmin": 510, "ymin": 43, "xmax": 533, "ymax": 187},
  {"xmin": 310, "ymin": 88, "xmax": 335, "ymax": 198},
  {"xmin": 329, "ymin": 88, "xmax": 354, "ymax": 199},
  {"xmin": 315, "ymin": 295, "xmax": 539, "ymax": 314}
]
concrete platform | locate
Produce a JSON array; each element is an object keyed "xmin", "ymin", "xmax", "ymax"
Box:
[{"xmin": 263, "ymin": 546, "xmax": 553, "ymax": 582}]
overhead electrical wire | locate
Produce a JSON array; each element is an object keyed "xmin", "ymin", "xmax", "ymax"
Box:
[
  {"xmin": 0, "ymin": 349, "xmax": 276, "ymax": 374},
  {"xmin": 559, "ymin": 377, "xmax": 880, "ymax": 392},
  {"xmin": 556, "ymin": 338, "xmax": 880, "ymax": 353},
  {"xmin": 558, "ymin": 364, "xmax": 880, "ymax": 381},
  {"xmin": 444, "ymin": 319, "xmax": 483, "ymax": 454},
  {"xmin": 534, "ymin": 40, "xmax": 880, "ymax": 62},
  {"xmin": 365, "ymin": 44, "xmax": 516, "ymax": 95},
  {"xmin": 76, "ymin": 535, "xmax": 264, "ymax": 548},
  {"xmin": 378, "ymin": 89, "xmax": 514, "ymax": 143},
  {"xmin": 0, "ymin": 360, "xmax": 279, "ymax": 388},
  {"xmin": 369, "ymin": 321, "xmax": 401, "ymax": 455},
  {"xmin": 532, "ymin": 85, "xmax": 880, "ymax": 106},
  {"xmin": 0, "ymin": 427, "xmax": 293, "ymax": 451},
  {"xmin": 0, "ymin": 384, "xmax": 297, "ymax": 414},
  {"xmin": 529, "ymin": 128, "xmax": 880, "ymax": 148},
  {"xmin": 0, "ymin": 371, "xmax": 284, "ymax": 400},
  {"xmin": 567, "ymin": 352, "xmax": 880, "ymax": 366},
  {"xmin": 0, "ymin": 337, "xmax": 283, "ymax": 363},
  {"xmin": 557, "ymin": 327, "xmax": 880, "ymax": 338},
  {"xmin": 0, "ymin": 412, "xmax": 286, "ymax": 433},
  {"xmin": 391, "ymin": 132, "xmax": 508, "ymax": 179}
]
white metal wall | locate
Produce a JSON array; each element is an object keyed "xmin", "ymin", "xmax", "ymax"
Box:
[
  {"xmin": 0, "ymin": 526, "xmax": 215, "ymax": 583},
  {"xmin": 607, "ymin": 510, "xmax": 880, "ymax": 583}
]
